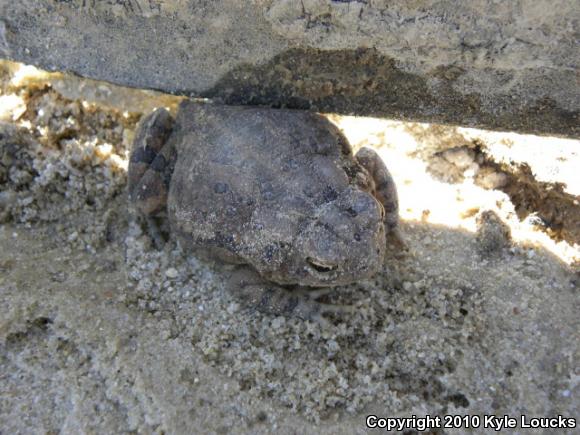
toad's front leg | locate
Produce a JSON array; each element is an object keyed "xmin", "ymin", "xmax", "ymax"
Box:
[{"xmin": 128, "ymin": 108, "xmax": 176, "ymax": 247}]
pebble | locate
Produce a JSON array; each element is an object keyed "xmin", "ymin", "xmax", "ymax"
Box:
[
  {"xmin": 165, "ymin": 267, "xmax": 179, "ymax": 279},
  {"xmin": 477, "ymin": 169, "xmax": 508, "ymax": 190},
  {"xmin": 271, "ymin": 316, "xmax": 285, "ymax": 329},
  {"xmin": 227, "ymin": 302, "xmax": 240, "ymax": 315}
]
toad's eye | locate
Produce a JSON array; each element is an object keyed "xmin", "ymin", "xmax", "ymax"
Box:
[
  {"xmin": 342, "ymin": 163, "xmax": 359, "ymax": 182},
  {"xmin": 346, "ymin": 207, "xmax": 358, "ymax": 217},
  {"xmin": 355, "ymin": 172, "xmax": 371, "ymax": 190}
]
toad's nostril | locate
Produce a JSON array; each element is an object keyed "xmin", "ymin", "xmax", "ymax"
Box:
[
  {"xmin": 306, "ymin": 257, "xmax": 338, "ymax": 273},
  {"xmin": 346, "ymin": 207, "xmax": 358, "ymax": 217}
]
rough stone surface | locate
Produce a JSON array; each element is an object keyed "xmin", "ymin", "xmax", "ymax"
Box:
[{"xmin": 0, "ymin": 0, "xmax": 578, "ymax": 136}]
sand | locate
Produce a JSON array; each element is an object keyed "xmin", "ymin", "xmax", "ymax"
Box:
[{"xmin": 1, "ymin": 61, "xmax": 578, "ymax": 434}]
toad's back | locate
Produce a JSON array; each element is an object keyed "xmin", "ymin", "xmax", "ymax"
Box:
[{"xmin": 167, "ymin": 103, "xmax": 365, "ymax": 267}]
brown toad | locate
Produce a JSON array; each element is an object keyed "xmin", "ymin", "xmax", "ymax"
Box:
[{"xmin": 129, "ymin": 101, "xmax": 403, "ymax": 321}]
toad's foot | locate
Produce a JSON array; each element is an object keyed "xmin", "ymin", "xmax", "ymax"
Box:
[
  {"xmin": 388, "ymin": 226, "xmax": 408, "ymax": 252},
  {"xmin": 226, "ymin": 267, "xmax": 352, "ymax": 325}
]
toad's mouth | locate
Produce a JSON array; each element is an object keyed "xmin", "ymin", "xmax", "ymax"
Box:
[{"xmin": 306, "ymin": 257, "xmax": 338, "ymax": 273}]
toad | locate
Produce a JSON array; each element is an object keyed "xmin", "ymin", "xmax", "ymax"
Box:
[{"xmin": 129, "ymin": 101, "xmax": 403, "ymax": 322}]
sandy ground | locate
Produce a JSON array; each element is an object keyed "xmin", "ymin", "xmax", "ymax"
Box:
[{"xmin": 0, "ymin": 61, "xmax": 578, "ymax": 434}]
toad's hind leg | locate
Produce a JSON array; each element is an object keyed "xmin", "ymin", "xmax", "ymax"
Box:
[
  {"xmin": 128, "ymin": 108, "xmax": 176, "ymax": 247},
  {"xmin": 227, "ymin": 267, "xmax": 351, "ymax": 326},
  {"xmin": 355, "ymin": 147, "xmax": 406, "ymax": 248}
]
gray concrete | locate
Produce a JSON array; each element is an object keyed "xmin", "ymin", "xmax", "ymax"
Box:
[{"xmin": 0, "ymin": 1, "xmax": 578, "ymax": 135}]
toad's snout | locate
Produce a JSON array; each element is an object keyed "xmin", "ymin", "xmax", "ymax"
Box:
[{"xmin": 297, "ymin": 189, "xmax": 386, "ymax": 285}]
